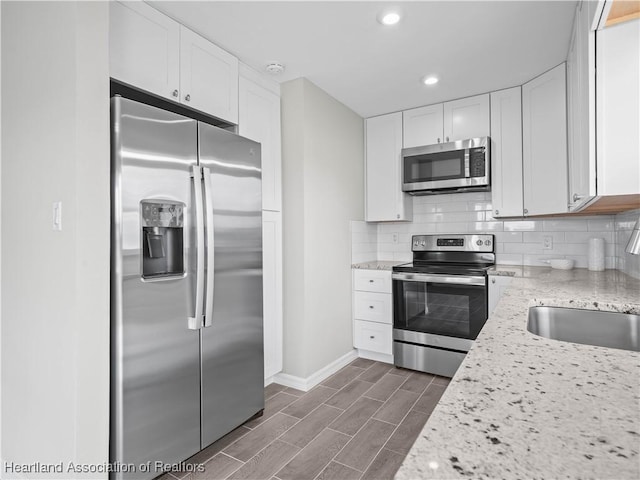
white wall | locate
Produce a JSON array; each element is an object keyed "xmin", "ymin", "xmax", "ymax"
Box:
[
  {"xmin": 281, "ymin": 78, "xmax": 364, "ymax": 379},
  {"xmin": 615, "ymin": 209, "xmax": 640, "ymax": 279},
  {"xmin": 354, "ymin": 192, "xmax": 618, "ymax": 269},
  {"xmin": 1, "ymin": 2, "xmax": 110, "ymax": 477}
]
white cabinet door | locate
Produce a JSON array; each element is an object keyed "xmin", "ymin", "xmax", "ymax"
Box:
[
  {"xmin": 239, "ymin": 76, "xmax": 281, "ymax": 211},
  {"xmin": 567, "ymin": 1, "xmax": 597, "ymax": 211},
  {"xmin": 490, "ymin": 87, "xmax": 523, "ymax": 218},
  {"xmin": 488, "ymin": 276, "xmax": 513, "ymax": 315},
  {"xmin": 110, "ymin": 1, "xmax": 180, "ymax": 101},
  {"xmin": 443, "ymin": 94, "xmax": 490, "ymax": 142},
  {"xmin": 402, "ymin": 104, "xmax": 444, "ymax": 147},
  {"xmin": 262, "ymin": 211, "xmax": 283, "ymax": 380},
  {"xmin": 180, "ymin": 26, "xmax": 239, "ymax": 124},
  {"xmin": 365, "ymin": 113, "xmax": 412, "ymax": 222},
  {"xmin": 596, "ymin": 19, "xmax": 640, "ymax": 196},
  {"xmin": 522, "ymin": 63, "xmax": 569, "ymax": 216}
]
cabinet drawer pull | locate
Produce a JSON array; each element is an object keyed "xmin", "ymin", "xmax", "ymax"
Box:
[
  {"xmin": 491, "ymin": 278, "xmax": 496, "ymax": 284},
  {"xmin": 495, "ymin": 209, "xmax": 499, "ymax": 215},
  {"xmin": 369, "ymin": 279, "xmax": 374, "ymax": 283},
  {"xmin": 172, "ymin": 89, "xmax": 179, "ymax": 98},
  {"xmin": 369, "ymin": 335, "xmax": 375, "ymax": 339},
  {"xmin": 437, "ymin": 137, "xmax": 441, "ymax": 143},
  {"xmin": 446, "ymin": 136, "xmax": 450, "ymax": 142},
  {"xmin": 369, "ymin": 305, "xmax": 374, "ymax": 309},
  {"xmin": 184, "ymin": 94, "xmax": 191, "ymax": 102}
]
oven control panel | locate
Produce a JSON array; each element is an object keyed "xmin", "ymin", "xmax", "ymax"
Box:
[{"xmin": 412, "ymin": 234, "xmax": 494, "ymax": 252}]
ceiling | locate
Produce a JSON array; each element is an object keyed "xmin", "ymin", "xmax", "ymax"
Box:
[{"xmin": 150, "ymin": 1, "xmax": 578, "ymax": 118}]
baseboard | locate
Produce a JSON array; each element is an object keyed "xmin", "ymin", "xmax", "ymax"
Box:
[
  {"xmin": 358, "ymin": 349, "xmax": 394, "ymax": 364},
  {"xmin": 272, "ymin": 349, "xmax": 359, "ymax": 392}
]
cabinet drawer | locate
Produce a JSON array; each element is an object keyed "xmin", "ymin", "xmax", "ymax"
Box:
[
  {"xmin": 353, "ymin": 269, "xmax": 392, "ymax": 293},
  {"xmin": 354, "ymin": 291, "xmax": 392, "ymax": 324},
  {"xmin": 354, "ymin": 320, "xmax": 392, "ymax": 355}
]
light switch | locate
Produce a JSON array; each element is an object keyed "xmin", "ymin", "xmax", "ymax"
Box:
[{"xmin": 53, "ymin": 201, "xmax": 62, "ymax": 231}]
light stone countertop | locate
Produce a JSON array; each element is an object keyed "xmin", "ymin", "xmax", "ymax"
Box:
[
  {"xmin": 351, "ymin": 260, "xmax": 405, "ymax": 271},
  {"xmin": 396, "ymin": 266, "xmax": 640, "ymax": 480}
]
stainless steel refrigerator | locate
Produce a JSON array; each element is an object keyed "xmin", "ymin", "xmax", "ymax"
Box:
[{"xmin": 111, "ymin": 96, "xmax": 264, "ymax": 479}]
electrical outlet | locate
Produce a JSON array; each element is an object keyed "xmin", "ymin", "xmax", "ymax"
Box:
[
  {"xmin": 392, "ymin": 233, "xmax": 399, "ymax": 244},
  {"xmin": 543, "ymin": 235, "xmax": 553, "ymax": 250}
]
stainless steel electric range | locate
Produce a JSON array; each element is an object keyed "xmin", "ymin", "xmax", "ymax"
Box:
[{"xmin": 392, "ymin": 234, "xmax": 495, "ymax": 377}]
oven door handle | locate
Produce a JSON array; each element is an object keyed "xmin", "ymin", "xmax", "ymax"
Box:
[{"xmin": 392, "ymin": 272, "xmax": 486, "ymax": 286}]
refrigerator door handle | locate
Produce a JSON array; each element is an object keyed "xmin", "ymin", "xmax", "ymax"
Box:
[
  {"xmin": 188, "ymin": 165, "xmax": 205, "ymax": 330},
  {"xmin": 202, "ymin": 166, "xmax": 215, "ymax": 327}
]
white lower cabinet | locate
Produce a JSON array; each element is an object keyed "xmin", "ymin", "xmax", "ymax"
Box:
[
  {"xmin": 352, "ymin": 269, "xmax": 393, "ymax": 361},
  {"xmin": 488, "ymin": 276, "xmax": 513, "ymax": 315},
  {"xmin": 262, "ymin": 211, "xmax": 283, "ymax": 380},
  {"xmin": 354, "ymin": 320, "xmax": 392, "ymax": 355}
]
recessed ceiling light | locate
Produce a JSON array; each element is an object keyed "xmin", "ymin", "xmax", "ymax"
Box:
[
  {"xmin": 423, "ymin": 76, "xmax": 439, "ymax": 86},
  {"xmin": 379, "ymin": 11, "xmax": 400, "ymax": 26}
]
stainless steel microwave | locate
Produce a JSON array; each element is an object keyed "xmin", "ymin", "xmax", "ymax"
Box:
[{"xmin": 401, "ymin": 137, "xmax": 490, "ymax": 195}]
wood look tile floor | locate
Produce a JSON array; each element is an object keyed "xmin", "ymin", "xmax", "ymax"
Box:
[{"xmin": 162, "ymin": 359, "xmax": 450, "ymax": 480}]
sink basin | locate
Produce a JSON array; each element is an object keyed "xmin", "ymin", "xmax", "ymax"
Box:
[{"xmin": 527, "ymin": 306, "xmax": 640, "ymax": 352}]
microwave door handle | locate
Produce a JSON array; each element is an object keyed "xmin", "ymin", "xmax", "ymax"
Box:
[
  {"xmin": 464, "ymin": 150, "xmax": 470, "ymax": 178},
  {"xmin": 202, "ymin": 166, "xmax": 215, "ymax": 328},
  {"xmin": 188, "ymin": 165, "xmax": 205, "ymax": 330}
]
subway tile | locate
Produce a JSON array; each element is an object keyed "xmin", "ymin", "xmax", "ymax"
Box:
[
  {"xmin": 564, "ymin": 231, "xmax": 613, "ymax": 244},
  {"xmin": 588, "ymin": 217, "xmax": 615, "ymax": 231},
  {"xmin": 436, "ymin": 222, "xmax": 469, "ymax": 233},
  {"xmin": 542, "ymin": 219, "xmax": 589, "ymax": 231},
  {"xmin": 434, "ymin": 202, "xmax": 470, "ymax": 213},
  {"xmin": 503, "ymin": 220, "xmax": 543, "ymax": 232},
  {"xmin": 522, "ymin": 231, "xmax": 565, "ymax": 243},
  {"xmin": 495, "ymin": 231, "xmax": 523, "ymax": 243},
  {"xmin": 393, "ymin": 252, "xmax": 412, "ymax": 262},
  {"xmin": 468, "ymin": 201, "xmax": 492, "ymax": 211},
  {"xmin": 467, "ymin": 221, "xmax": 504, "ymax": 232},
  {"xmin": 495, "ymin": 253, "xmax": 524, "ymax": 265},
  {"xmin": 503, "ymin": 242, "xmax": 545, "ymax": 255}
]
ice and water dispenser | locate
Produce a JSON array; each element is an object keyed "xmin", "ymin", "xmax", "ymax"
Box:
[{"xmin": 141, "ymin": 200, "xmax": 185, "ymax": 279}]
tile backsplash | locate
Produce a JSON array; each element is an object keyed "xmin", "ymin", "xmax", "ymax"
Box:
[
  {"xmin": 614, "ymin": 209, "xmax": 640, "ymax": 279},
  {"xmin": 353, "ymin": 192, "xmax": 621, "ymax": 269}
]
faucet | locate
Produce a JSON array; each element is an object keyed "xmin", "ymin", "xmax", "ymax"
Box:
[{"xmin": 626, "ymin": 216, "xmax": 640, "ymax": 255}]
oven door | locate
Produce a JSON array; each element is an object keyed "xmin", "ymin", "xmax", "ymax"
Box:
[{"xmin": 392, "ymin": 272, "xmax": 488, "ymax": 341}]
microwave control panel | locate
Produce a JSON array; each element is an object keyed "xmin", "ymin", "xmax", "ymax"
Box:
[{"xmin": 469, "ymin": 147, "xmax": 486, "ymax": 177}]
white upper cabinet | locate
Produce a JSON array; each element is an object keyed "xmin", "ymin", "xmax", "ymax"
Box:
[
  {"xmin": 522, "ymin": 63, "xmax": 569, "ymax": 216},
  {"xmin": 490, "ymin": 87, "xmax": 523, "ymax": 218},
  {"xmin": 402, "ymin": 104, "xmax": 444, "ymax": 147},
  {"xmin": 110, "ymin": 1, "xmax": 180, "ymax": 101},
  {"xmin": 567, "ymin": 1, "xmax": 597, "ymax": 210},
  {"xmin": 596, "ymin": 18, "xmax": 640, "ymax": 196},
  {"xmin": 180, "ymin": 27, "xmax": 239, "ymax": 124},
  {"xmin": 110, "ymin": 1, "xmax": 239, "ymax": 124},
  {"xmin": 402, "ymin": 94, "xmax": 489, "ymax": 148},
  {"xmin": 365, "ymin": 113, "xmax": 412, "ymax": 222},
  {"xmin": 443, "ymin": 94, "xmax": 490, "ymax": 142},
  {"xmin": 239, "ymin": 74, "xmax": 282, "ymax": 211}
]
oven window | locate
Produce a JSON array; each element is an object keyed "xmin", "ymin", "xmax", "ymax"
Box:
[
  {"xmin": 404, "ymin": 150, "xmax": 465, "ymax": 183},
  {"xmin": 393, "ymin": 280, "xmax": 487, "ymax": 340}
]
